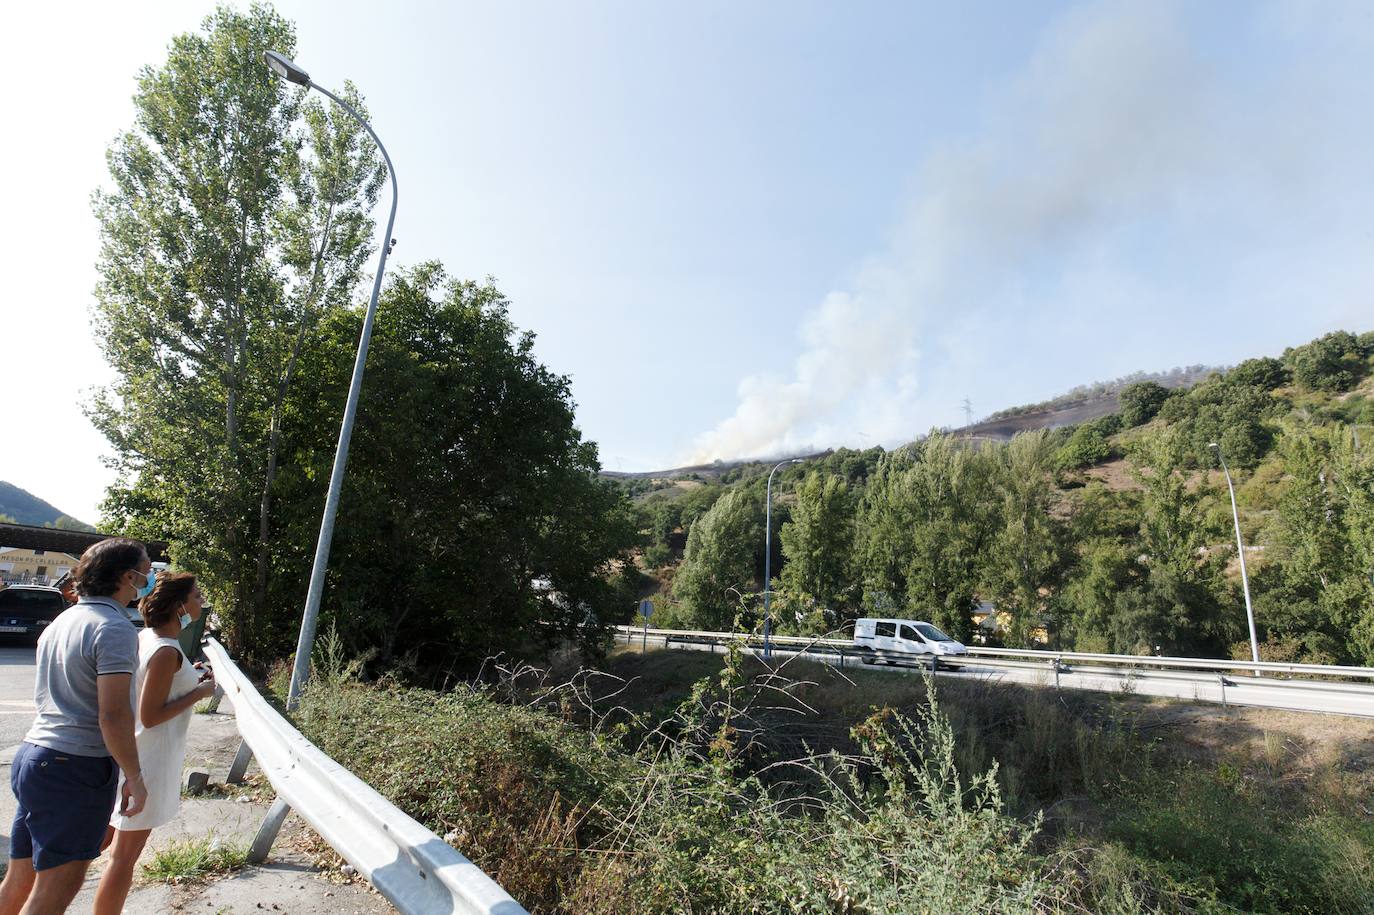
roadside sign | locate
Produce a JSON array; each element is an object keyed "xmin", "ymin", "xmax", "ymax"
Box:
[{"xmin": 639, "ymin": 599, "xmax": 653, "ymax": 653}]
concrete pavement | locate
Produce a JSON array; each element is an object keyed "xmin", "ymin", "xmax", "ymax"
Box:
[{"xmin": 1, "ymin": 643, "xmax": 396, "ymax": 914}]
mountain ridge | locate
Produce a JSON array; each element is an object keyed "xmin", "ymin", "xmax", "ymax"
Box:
[{"xmin": 0, "ymin": 481, "xmax": 95, "ymax": 531}]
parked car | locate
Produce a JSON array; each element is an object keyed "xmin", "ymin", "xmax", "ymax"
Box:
[
  {"xmin": 0, "ymin": 585, "xmax": 68, "ymax": 642},
  {"xmin": 853, "ymin": 617, "xmax": 968, "ymax": 664}
]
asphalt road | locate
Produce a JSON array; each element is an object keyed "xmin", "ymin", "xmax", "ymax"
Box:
[
  {"xmin": 1, "ymin": 643, "xmax": 37, "ymax": 865},
  {"xmin": 0, "ymin": 644, "xmax": 37, "ymax": 762},
  {"xmin": 654, "ymin": 638, "xmax": 1374, "ymax": 718}
]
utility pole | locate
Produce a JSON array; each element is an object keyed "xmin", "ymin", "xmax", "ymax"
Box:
[{"xmin": 961, "ymin": 397, "xmax": 973, "ymax": 427}]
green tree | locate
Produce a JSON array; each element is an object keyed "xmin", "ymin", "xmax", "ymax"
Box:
[
  {"xmin": 1055, "ymin": 423, "xmax": 1112, "ymax": 471},
  {"xmin": 1119, "ymin": 381, "xmax": 1170, "ymax": 427},
  {"xmin": 1330, "ymin": 430, "xmax": 1374, "ymax": 663},
  {"xmin": 673, "ymin": 487, "xmax": 763, "ymax": 630},
  {"xmin": 984, "ymin": 431, "xmax": 1067, "ymax": 646},
  {"xmin": 856, "ymin": 435, "xmax": 991, "ymax": 642},
  {"xmin": 264, "ymin": 265, "xmax": 640, "ymax": 664},
  {"xmin": 778, "ymin": 472, "xmax": 857, "ymax": 622},
  {"xmin": 1254, "ymin": 424, "xmax": 1374, "ymax": 663},
  {"xmin": 1284, "ymin": 331, "xmax": 1369, "ymax": 393},
  {"xmin": 1227, "ymin": 356, "xmax": 1288, "ymax": 391},
  {"xmin": 90, "ymin": 5, "xmax": 382, "ymax": 654},
  {"xmin": 1119, "ymin": 433, "xmax": 1234, "ymax": 655}
]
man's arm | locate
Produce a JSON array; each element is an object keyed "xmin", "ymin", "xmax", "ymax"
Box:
[{"xmin": 97, "ymin": 673, "xmax": 146, "ymax": 817}]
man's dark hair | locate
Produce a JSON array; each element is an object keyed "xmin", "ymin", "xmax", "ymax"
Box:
[{"xmin": 73, "ymin": 537, "xmax": 148, "ymax": 598}]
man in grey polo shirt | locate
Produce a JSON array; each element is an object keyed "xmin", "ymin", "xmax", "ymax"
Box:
[{"xmin": 0, "ymin": 538, "xmax": 150, "ymax": 915}]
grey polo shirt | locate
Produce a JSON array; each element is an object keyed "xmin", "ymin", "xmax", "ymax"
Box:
[{"xmin": 24, "ymin": 596, "xmax": 139, "ymax": 757}]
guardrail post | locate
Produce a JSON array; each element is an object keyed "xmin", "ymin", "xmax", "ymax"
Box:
[
  {"xmin": 1218, "ymin": 674, "xmax": 1227, "ymax": 708},
  {"xmin": 226, "ymin": 738, "xmax": 254, "ymax": 785},
  {"xmin": 1052, "ymin": 658, "xmax": 1061, "ymax": 690},
  {"xmin": 203, "ymin": 683, "xmax": 224, "ymax": 714},
  {"xmin": 247, "ymin": 797, "xmax": 292, "ymax": 864}
]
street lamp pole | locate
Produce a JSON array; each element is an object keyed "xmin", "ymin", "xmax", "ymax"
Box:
[
  {"xmin": 1210, "ymin": 443, "xmax": 1260, "ymax": 665},
  {"xmin": 264, "ymin": 51, "xmax": 399, "ymax": 710},
  {"xmin": 247, "ymin": 50, "xmax": 398, "ymax": 866},
  {"xmin": 762, "ymin": 458, "xmax": 802, "ymax": 660}
]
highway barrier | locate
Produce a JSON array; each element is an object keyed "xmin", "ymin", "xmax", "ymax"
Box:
[
  {"xmin": 616, "ymin": 626, "xmax": 1374, "ymax": 718},
  {"xmin": 204, "ymin": 638, "xmax": 529, "ymax": 915}
]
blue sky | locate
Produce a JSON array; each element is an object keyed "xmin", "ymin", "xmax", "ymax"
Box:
[{"xmin": 2, "ymin": 0, "xmax": 1371, "ymax": 522}]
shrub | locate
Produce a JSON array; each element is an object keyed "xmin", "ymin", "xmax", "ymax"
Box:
[
  {"xmin": 1285, "ymin": 330, "xmax": 1369, "ymax": 393},
  {"xmin": 1119, "ymin": 382, "xmax": 1171, "ymax": 427},
  {"xmin": 1228, "ymin": 356, "xmax": 1289, "ymax": 391},
  {"xmin": 1057, "ymin": 425, "xmax": 1113, "ymax": 470},
  {"xmin": 1106, "ymin": 766, "xmax": 1374, "ymax": 915},
  {"xmin": 142, "ymin": 838, "xmax": 248, "ymax": 885},
  {"xmin": 297, "ymin": 682, "xmax": 630, "ymax": 908}
]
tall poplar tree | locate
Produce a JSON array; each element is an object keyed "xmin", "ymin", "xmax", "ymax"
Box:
[{"xmin": 90, "ymin": 4, "xmax": 382, "ymax": 653}]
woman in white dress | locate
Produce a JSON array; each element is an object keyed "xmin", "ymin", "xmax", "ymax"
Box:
[{"xmin": 92, "ymin": 572, "xmax": 216, "ymax": 915}]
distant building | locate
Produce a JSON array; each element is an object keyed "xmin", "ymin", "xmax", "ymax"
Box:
[
  {"xmin": 0, "ymin": 547, "xmax": 80, "ymax": 585},
  {"xmin": 971, "ymin": 600, "xmax": 1049, "ymax": 645}
]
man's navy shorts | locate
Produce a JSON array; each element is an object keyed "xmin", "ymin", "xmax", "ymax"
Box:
[{"xmin": 9, "ymin": 742, "xmax": 119, "ymax": 870}]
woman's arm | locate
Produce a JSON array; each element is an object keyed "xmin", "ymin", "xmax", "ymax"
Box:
[{"xmin": 138, "ymin": 646, "xmax": 214, "ymax": 729}]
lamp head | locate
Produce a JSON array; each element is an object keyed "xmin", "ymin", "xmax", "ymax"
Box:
[
  {"xmin": 264, "ymin": 50, "xmax": 311, "ymax": 86},
  {"xmin": 1208, "ymin": 442, "xmax": 1220, "ymax": 450}
]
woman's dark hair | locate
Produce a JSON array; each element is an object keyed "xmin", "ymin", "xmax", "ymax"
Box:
[
  {"xmin": 73, "ymin": 538, "xmax": 148, "ymax": 598},
  {"xmin": 141, "ymin": 572, "xmax": 197, "ymax": 628}
]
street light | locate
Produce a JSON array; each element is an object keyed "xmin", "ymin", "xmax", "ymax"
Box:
[
  {"xmin": 1210, "ymin": 442, "xmax": 1260, "ymax": 665},
  {"xmin": 762, "ymin": 458, "xmax": 803, "ymax": 659},
  {"xmin": 264, "ymin": 50, "xmax": 399, "ymax": 710},
  {"xmin": 247, "ymin": 49, "xmax": 399, "ymax": 866}
]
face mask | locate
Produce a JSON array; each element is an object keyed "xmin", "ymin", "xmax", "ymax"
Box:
[
  {"xmin": 132, "ymin": 569, "xmax": 156, "ymax": 600},
  {"xmin": 179, "ymin": 612, "xmax": 193, "ymax": 628}
]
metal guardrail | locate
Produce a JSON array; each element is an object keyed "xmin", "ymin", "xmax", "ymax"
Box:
[
  {"xmin": 203, "ymin": 638, "xmax": 529, "ymax": 915},
  {"xmin": 615, "ymin": 625, "xmax": 1374, "ymax": 717},
  {"xmin": 616, "ymin": 625, "xmax": 1374, "ymax": 680}
]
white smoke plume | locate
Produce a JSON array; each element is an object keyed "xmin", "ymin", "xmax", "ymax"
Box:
[{"xmin": 688, "ymin": 0, "xmax": 1372, "ymax": 463}]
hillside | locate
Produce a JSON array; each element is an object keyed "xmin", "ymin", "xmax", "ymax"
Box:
[
  {"xmin": 609, "ymin": 328, "xmax": 1374, "ymax": 669},
  {"xmin": 0, "ymin": 481, "xmax": 95, "ymax": 531},
  {"xmin": 609, "ymin": 368, "xmax": 1220, "ymax": 479}
]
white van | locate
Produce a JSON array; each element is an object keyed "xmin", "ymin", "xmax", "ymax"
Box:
[{"xmin": 853, "ymin": 618, "xmax": 968, "ymax": 663}]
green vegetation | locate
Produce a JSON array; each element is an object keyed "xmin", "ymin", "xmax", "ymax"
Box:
[
  {"xmin": 980, "ymin": 366, "xmax": 1216, "ymax": 424},
  {"xmin": 623, "ymin": 329, "xmax": 1374, "ymax": 666},
  {"xmin": 90, "ymin": 6, "xmax": 639, "ymax": 670},
  {"xmin": 296, "ymin": 648, "xmax": 1374, "ymax": 914},
  {"xmin": 141, "ymin": 838, "xmax": 248, "ymax": 885}
]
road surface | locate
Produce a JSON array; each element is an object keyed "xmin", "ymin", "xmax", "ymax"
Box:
[
  {"xmin": 652, "ymin": 638, "xmax": 1374, "ymax": 718},
  {"xmin": 0, "ymin": 644, "xmax": 37, "ymax": 765}
]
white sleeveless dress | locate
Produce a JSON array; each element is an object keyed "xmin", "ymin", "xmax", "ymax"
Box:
[{"xmin": 110, "ymin": 630, "xmax": 201, "ymax": 831}]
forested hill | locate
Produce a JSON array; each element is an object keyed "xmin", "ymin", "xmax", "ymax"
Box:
[
  {"xmin": 0, "ymin": 482, "xmax": 95, "ymax": 531},
  {"xmin": 610, "ymin": 329, "xmax": 1374, "ymax": 668}
]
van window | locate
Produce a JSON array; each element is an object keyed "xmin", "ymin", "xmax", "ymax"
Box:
[
  {"xmin": 875, "ymin": 622, "xmax": 896, "ymax": 638},
  {"xmin": 900, "ymin": 624, "xmax": 921, "ymax": 642},
  {"xmin": 915, "ymin": 623, "xmax": 955, "ymax": 643}
]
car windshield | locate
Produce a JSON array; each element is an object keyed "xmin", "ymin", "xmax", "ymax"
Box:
[{"xmin": 915, "ymin": 623, "xmax": 955, "ymax": 642}]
